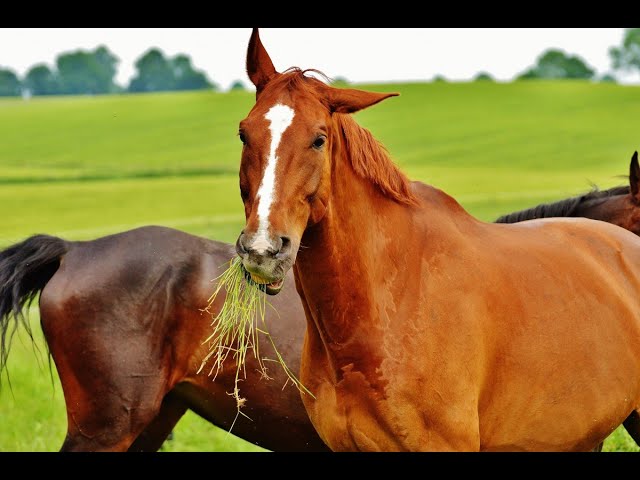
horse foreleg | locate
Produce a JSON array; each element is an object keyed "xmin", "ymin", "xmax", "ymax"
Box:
[{"xmin": 128, "ymin": 390, "xmax": 188, "ymax": 452}]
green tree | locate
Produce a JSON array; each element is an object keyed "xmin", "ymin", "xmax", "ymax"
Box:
[
  {"xmin": 517, "ymin": 49, "xmax": 595, "ymax": 80},
  {"xmin": 0, "ymin": 68, "xmax": 22, "ymax": 96},
  {"xmin": 56, "ymin": 51, "xmax": 92, "ymax": 94},
  {"xmin": 93, "ymin": 46, "xmax": 120, "ymax": 93},
  {"xmin": 517, "ymin": 69, "xmax": 539, "ymax": 80},
  {"xmin": 56, "ymin": 46, "xmax": 120, "ymax": 95},
  {"xmin": 129, "ymin": 49, "xmax": 216, "ymax": 93},
  {"xmin": 128, "ymin": 48, "xmax": 176, "ymax": 93},
  {"xmin": 474, "ymin": 72, "xmax": 494, "ymax": 81},
  {"xmin": 24, "ymin": 64, "xmax": 60, "ymax": 96},
  {"xmin": 599, "ymin": 73, "xmax": 617, "ymax": 83},
  {"xmin": 229, "ymin": 80, "xmax": 246, "ymax": 91},
  {"xmin": 609, "ymin": 28, "xmax": 640, "ymax": 75},
  {"xmin": 172, "ymin": 54, "xmax": 215, "ymax": 91}
]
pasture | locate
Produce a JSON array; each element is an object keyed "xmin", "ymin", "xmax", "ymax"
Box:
[{"xmin": 1, "ymin": 80, "xmax": 639, "ymax": 451}]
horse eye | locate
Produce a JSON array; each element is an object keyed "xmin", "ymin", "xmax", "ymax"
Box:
[
  {"xmin": 239, "ymin": 131, "xmax": 247, "ymax": 145},
  {"xmin": 312, "ymin": 135, "xmax": 326, "ymax": 149}
]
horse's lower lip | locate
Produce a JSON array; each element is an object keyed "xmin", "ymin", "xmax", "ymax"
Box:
[
  {"xmin": 249, "ymin": 272, "xmax": 282, "ymax": 287},
  {"xmin": 264, "ymin": 278, "xmax": 284, "ymax": 295},
  {"xmin": 262, "ymin": 276, "xmax": 284, "ymax": 290},
  {"xmin": 242, "ymin": 267, "xmax": 285, "ymax": 294}
]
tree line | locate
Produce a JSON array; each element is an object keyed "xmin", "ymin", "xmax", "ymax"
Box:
[
  {"xmin": 0, "ymin": 46, "xmax": 239, "ymax": 97},
  {"xmin": 1, "ymin": 29, "xmax": 639, "ymax": 97},
  {"xmin": 467, "ymin": 29, "xmax": 640, "ymax": 83}
]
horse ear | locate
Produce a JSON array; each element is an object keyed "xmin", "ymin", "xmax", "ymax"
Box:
[
  {"xmin": 246, "ymin": 28, "xmax": 278, "ymax": 93},
  {"xmin": 324, "ymin": 86, "xmax": 399, "ymax": 114},
  {"xmin": 630, "ymin": 151, "xmax": 640, "ymax": 200}
]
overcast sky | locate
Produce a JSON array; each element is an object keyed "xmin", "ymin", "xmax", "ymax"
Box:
[{"xmin": 0, "ymin": 28, "xmax": 636, "ymax": 90}]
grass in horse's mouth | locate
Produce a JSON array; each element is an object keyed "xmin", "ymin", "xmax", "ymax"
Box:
[{"xmin": 198, "ymin": 257, "xmax": 312, "ymax": 427}]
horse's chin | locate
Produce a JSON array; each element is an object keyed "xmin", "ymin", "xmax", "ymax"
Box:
[
  {"xmin": 263, "ymin": 277, "xmax": 285, "ymax": 295},
  {"xmin": 241, "ymin": 264, "xmax": 285, "ymax": 296}
]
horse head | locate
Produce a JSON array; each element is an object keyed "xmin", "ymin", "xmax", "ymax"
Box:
[{"xmin": 235, "ymin": 28, "xmax": 398, "ymax": 294}]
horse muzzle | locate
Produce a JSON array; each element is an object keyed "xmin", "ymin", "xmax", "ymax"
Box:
[{"xmin": 235, "ymin": 232, "xmax": 297, "ymax": 295}]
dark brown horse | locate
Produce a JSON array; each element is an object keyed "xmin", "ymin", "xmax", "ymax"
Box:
[
  {"xmin": 496, "ymin": 152, "xmax": 640, "ymax": 235},
  {"xmin": 234, "ymin": 28, "xmax": 640, "ymax": 451},
  {"xmin": 0, "ymin": 226, "xmax": 328, "ymax": 452}
]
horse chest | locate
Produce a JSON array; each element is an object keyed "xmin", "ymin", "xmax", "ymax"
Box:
[{"xmin": 307, "ymin": 371, "xmax": 412, "ymax": 451}]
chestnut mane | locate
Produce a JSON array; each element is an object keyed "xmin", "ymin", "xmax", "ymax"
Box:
[{"xmin": 336, "ymin": 114, "xmax": 418, "ymax": 206}]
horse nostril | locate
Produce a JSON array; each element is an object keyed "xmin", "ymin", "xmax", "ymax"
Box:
[
  {"xmin": 276, "ymin": 236, "xmax": 292, "ymax": 258},
  {"xmin": 235, "ymin": 233, "xmax": 248, "ymax": 257}
]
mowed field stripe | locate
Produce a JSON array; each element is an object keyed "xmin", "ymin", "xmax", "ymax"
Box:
[
  {"xmin": 0, "ymin": 188, "xmax": 575, "ymax": 248},
  {"xmin": 0, "ymin": 213, "xmax": 245, "ymax": 247}
]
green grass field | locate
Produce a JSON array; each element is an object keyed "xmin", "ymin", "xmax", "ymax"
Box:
[{"xmin": 1, "ymin": 80, "xmax": 639, "ymax": 452}]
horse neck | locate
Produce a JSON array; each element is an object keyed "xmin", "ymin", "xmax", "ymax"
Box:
[
  {"xmin": 574, "ymin": 194, "xmax": 627, "ymax": 226},
  {"xmin": 292, "ymin": 119, "xmax": 471, "ymax": 379}
]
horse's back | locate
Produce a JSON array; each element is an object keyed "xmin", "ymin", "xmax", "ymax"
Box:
[
  {"xmin": 488, "ymin": 216, "xmax": 640, "ymax": 296},
  {"xmin": 40, "ymin": 225, "xmax": 230, "ymax": 327}
]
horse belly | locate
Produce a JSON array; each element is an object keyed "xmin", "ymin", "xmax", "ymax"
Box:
[
  {"xmin": 306, "ymin": 371, "xmax": 479, "ymax": 451},
  {"xmin": 477, "ymin": 307, "xmax": 640, "ymax": 451},
  {"xmin": 480, "ymin": 388, "xmax": 639, "ymax": 452}
]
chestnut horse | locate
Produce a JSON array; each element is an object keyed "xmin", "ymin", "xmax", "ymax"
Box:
[
  {"xmin": 0, "ymin": 226, "xmax": 328, "ymax": 452},
  {"xmin": 234, "ymin": 28, "xmax": 640, "ymax": 451}
]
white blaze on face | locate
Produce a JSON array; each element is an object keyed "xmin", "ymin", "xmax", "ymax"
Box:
[{"xmin": 252, "ymin": 103, "xmax": 295, "ymax": 254}]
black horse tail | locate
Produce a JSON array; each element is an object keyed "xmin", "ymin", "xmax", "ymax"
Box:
[{"xmin": 0, "ymin": 234, "xmax": 69, "ymax": 382}]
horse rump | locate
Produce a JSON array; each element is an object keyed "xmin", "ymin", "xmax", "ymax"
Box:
[{"xmin": 0, "ymin": 234, "xmax": 68, "ymax": 379}]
